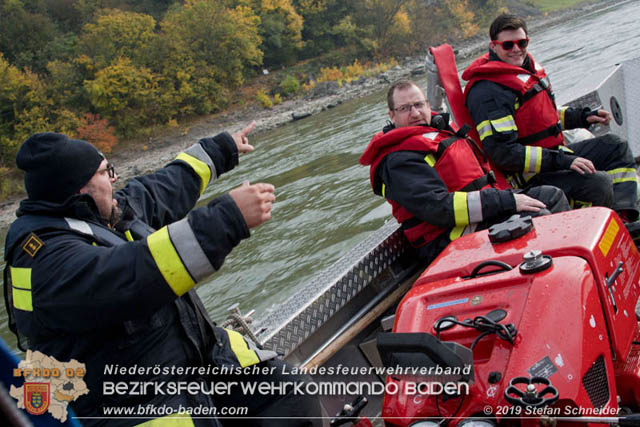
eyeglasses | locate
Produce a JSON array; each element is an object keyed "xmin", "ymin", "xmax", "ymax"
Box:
[
  {"xmin": 394, "ymin": 100, "xmax": 428, "ymax": 113},
  {"xmin": 99, "ymin": 163, "xmax": 116, "ymax": 179},
  {"xmin": 492, "ymin": 38, "xmax": 529, "ymax": 50}
]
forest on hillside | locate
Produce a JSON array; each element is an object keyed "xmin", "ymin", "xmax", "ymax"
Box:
[{"xmin": 0, "ymin": 0, "xmax": 505, "ymax": 173}]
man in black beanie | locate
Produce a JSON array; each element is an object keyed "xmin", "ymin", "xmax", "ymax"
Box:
[
  {"xmin": 4, "ymin": 126, "xmax": 321, "ymax": 426},
  {"xmin": 17, "ymin": 133, "xmax": 105, "ymax": 204}
]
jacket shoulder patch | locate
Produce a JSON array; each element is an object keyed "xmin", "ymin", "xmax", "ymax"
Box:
[{"xmin": 22, "ymin": 233, "xmax": 45, "ymax": 258}]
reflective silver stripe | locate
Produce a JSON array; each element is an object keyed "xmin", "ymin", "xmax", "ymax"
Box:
[
  {"xmin": 463, "ymin": 223, "xmax": 478, "ymax": 236},
  {"xmin": 184, "ymin": 143, "xmax": 217, "ymax": 182},
  {"xmin": 491, "ymin": 116, "xmax": 517, "ymax": 132},
  {"xmin": 451, "ymin": 223, "xmax": 479, "ymax": 241},
  {"xmin": 248, "ymin": 339, "xmax": 278, "ymax": 362},
  {"xmin": 64, "ymin": 218, "xmax": 93, "ymax": 236},
  {"xmin": 167, "ymin": 217, "xmax": 215, "ymax": 282},
  {"xmin": 608, "ymin": 168, "xmax": 638, "ymax": 184},
  {"xmin": 517, "ymin": 74, "xmax": 530, "ymax": 83},
  {"xmin": 467, "ymin": 191, "xmax": 483, "ymax": 223},
  {"xmin": 524, "ymin": 146, "xmax": 542, "ymax": 173},
  {"xmin": 422, "ymin": 132, "xmax": 439, "ymax": 140},
  {"xmin": 476, "ymin": 121, "xmax": 492, "ymax": 140}
]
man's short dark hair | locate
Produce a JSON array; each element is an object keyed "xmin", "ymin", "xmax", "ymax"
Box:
[
  {"xmin": 489, "ymin": 14, "xmax": 528, "ymax": 40},
  {"xmin": 387, "ymin": 80, "xmax": 421, "ymax": 110}
]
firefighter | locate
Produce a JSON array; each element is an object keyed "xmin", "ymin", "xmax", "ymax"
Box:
[
  {"xmin": 3, "ymin": 129, "xmax": 321, "ymax": 426},
  {"xmin": 360, "ymin": 80, "xmax": 570, "ymax": 262},
  {"xmin": 463, "ymin": 13, "xmax": 639, "ymax": 222}
]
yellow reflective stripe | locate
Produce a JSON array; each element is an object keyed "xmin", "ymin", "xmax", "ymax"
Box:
[
  {"xmin": 524, "ymin": 146, "xmax": 542, "ymax": 173},
  {"xmin": 449, "ymin": 223, "xmax": 477, "ymax": 241},
  {"xmin": 12, "ymin": 288, "xmax": 32, "ymax": 312},
  {"xmin": 490, "ymin": 115, "xmax": 517, "ymax": 132},
  {"xmin": 124, "ymin": 230, "xmax": 134, "ymax": 242},
  {"xmin": 381, "ymin": 183, "xmax": 385, "ymax": 198},
  {"xmin": 607, "ymin": 168, "xmax": 638, "ymax": 184},
  {"xmin": 10, "ymin": 267, "xmax": 33, "ymax": 312},
  {"xmin": 570, "ymin": 199, "xmax": 593, "ymax": 209},
  {"xmin": 514, "ymin": 100, "xmax": 520, "ymax": 110},
  {"xmin": 226, "ymin": 329, "xmax": 260, "ymax": 367},
  {"xmin": 424, "ymin": 154, "xmax": 436, "ymax": 167},
  {"xmin": 558, "ymin": 145, "xmax": 574, "ymax": 154},
  {"xmin": 175, "ymin": 152, "xmax": 211, "ymax": 196},
  {"xmin": 10, "ymin": 267, "xmax": 31, "ymax": 290},
  {"xmin": 559, "ymin": 107, "xmax": 567, "ymax": 128},
  {"xmin": 147, "ymin": 226, "xmax": 195, "ymax": 296},
  {"xmin": 476, "ymin": 120, "xmax": 492, "ymax": 141},
  {"xmin": 449, "ymin": 225, "xmax": 465, "ymax": 240},
  {"xmin": 453, "ymin": 192, "xmax": 469, "ymax": 227},
  {"xmin": 135, "ymin": 412, "xmax": 194, "ymax": 427}
]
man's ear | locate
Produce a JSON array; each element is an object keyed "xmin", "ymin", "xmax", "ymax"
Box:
[
  {"xmin": 489, "ymin": 41, "xmax": 496, "ymax": 51},
  {"xmin": 388, "ymin": 110, "xmax": 395, "ymax": 124}
]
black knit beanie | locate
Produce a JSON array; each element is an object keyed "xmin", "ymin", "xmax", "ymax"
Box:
[{"xmin": 16, "ymin": 132, "xmax": 104, "ymax": 203}]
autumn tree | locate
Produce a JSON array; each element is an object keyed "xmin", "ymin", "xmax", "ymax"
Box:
[
  {"xmin": 253, "ymin": 0, "xmax": 304, "ymax": 66},
  {"xmin": 445, "ymin": 0, "xmax": 479, "ymax": 39},
  {"xmin": 351, "ymin": 0, "xmax": 410, "ymax": 57},
  {"xmin": 158, "ymin": 0, "xmax": 262, "ymax": 115},
  {"xmin": 84, "ymin": 57, "xmax": 159, "ymax": 136},
  {"xmin": 294, "ymin": 0, "xmax": 368, "ymax": 59},
  {"xmin": 75, "ymin": 113, "xmax": 118, "ymax": 153},
  {"xmin": 78, "ymin": 8, "xmax": 158, "ymax": 68},
  {"xmin": 0, "ymin": 0, "xmax": 61, "ymax": 72},
  {"xmin": 0, "ymin": 54, "xmax": 48, "ymax": 166}
]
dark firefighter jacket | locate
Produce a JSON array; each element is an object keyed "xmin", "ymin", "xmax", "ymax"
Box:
[
  {"xmin": 463, "ymin": 51, "xmax": 594, "ymax": 187},
  {"xmin": 3, "ymin": 133, "xmax": 275, "ymax": 426},
  {"xmin": 359, "ymin": 119, "xmax": 517, "ymax": 257}
]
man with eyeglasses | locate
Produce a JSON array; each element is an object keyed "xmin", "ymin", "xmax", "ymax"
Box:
[
  {"xmin": 360, "ymin": 80, "xmax": 570, "ymax": 262},
  {"xmin": 4, "ymin": 131, "xmax": 321, "ymax": 425},
  {"xmin": 463, "ymin": 13, "xmax": 639, "ymax": 224}
]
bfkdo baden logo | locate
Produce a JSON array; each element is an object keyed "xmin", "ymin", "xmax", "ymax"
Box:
[
  {"xmin": 10, "ymin": 350, "xmax": 89, "ymax": 422},
  {"xmin": 24, "ymin": 383, "xmax": 50, "ymax": 415}
]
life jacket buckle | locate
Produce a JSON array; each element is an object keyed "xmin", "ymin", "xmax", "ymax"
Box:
[
  {"xmin": 539, "ymin": 78, "xmax": 550, "ymax": 89},
  {"xmin": 488, "ymin": 170, "xmax": 497, "ymax": 185}
]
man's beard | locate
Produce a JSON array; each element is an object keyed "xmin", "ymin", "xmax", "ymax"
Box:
[{"xmin": 107, "ymin": 202, "xmax": 122, "ymax": 228}]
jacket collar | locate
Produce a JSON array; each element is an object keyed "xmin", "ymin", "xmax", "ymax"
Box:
[{"xmin": 16, "ymin": 193, "xmax": 105, "ymax": 224}]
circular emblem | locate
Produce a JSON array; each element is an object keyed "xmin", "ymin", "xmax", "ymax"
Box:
[
  {"xmin": 470, "ymin": 295, "xmax": 482, "ymax": 305},
  {"xmin": 610, "ymin": 96, "xmax": 623, "ymax": 126}
]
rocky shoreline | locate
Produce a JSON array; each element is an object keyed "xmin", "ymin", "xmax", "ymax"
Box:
[{"xmin": 0, "ymin": 0, "xmax": 620, "ymax": 230}]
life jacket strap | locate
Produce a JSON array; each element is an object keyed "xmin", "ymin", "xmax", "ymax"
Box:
[{"xmin": 517, "ymin": 122, "xmax": 562, "ymax": 146}]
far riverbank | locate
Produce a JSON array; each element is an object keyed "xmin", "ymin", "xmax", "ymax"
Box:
[{"xmin": 0, "ymin": 0, "xmax": 625, "ymax": 230}]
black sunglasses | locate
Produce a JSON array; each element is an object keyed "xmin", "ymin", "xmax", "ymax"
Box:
[
  {"xmin": 101, "ymin": 163, "xmax": 116, "ymax": 179},
  {"xmin": 493, "ymin": 38, "xmax": 529, "ymax": 50}
]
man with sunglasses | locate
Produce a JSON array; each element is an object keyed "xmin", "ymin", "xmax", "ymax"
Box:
[
  {"xmin": 4, "ymin": 130, "xmax": 321, "ymax": 425},
  {"xmin": 360, "ymin": 80, "xmax": 569, "ymax": 263},
  {"xmin": 463, "ymin": 13, "xmax": 639, "ymax": 223}
]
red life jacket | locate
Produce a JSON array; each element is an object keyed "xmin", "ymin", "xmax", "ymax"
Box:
[
  {"xmin": 462, "ymin": 53, "xmax": 564, "ymax": 149},
  {"xmin": 360, "ymin": 125, "xmax": 500, "ymax": 247}
]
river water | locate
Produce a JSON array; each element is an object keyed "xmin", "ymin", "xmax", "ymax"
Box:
[{"xmin": 1, "ymin": 0, "xmax": 639, "ymax": 349}]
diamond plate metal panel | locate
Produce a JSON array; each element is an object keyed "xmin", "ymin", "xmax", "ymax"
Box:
[{"xmin": 256, "ymin": 220, "xmax": 414, "ymax": 357}]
